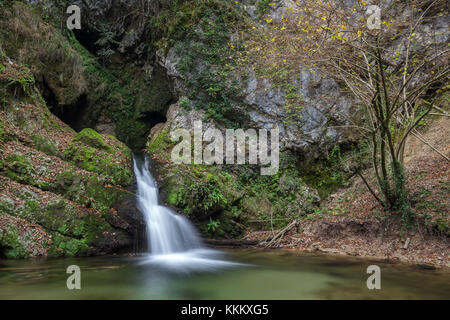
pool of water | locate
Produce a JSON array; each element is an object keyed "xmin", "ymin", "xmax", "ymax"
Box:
[{"xmin": 0, "ymin": 249, "xmax": 448, "ymax": 299}]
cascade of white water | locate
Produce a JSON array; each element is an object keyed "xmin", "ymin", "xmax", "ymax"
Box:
[
  {"xmin": 133, "ymin": 156, "xmax": 202, "ymax": 255},
  {"xmin": 133, "ymin": 155, "xmax": 244, "ymax": 272}
]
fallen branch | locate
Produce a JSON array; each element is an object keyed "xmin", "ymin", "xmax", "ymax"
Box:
[
  {"xmin": 248, "ymin": 218, "xmax": 290, "ymax": 222},
  {"xmin": 432, "ymin": 105, "xmax": 449, "ymax": 115},
  {"xmin": 429, "ymin": 113, "xmax": 450, "ymax": 117},
  {"xmin": 264, "ymin": 220, "xmax": 299, "ymax": 248}
]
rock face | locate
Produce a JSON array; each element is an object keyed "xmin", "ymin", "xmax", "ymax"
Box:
[
  {"xmin": 16, "ymin": 0, "xmax": 175, "ymax": 150},
  {"xmin": 3, "ymin": 0, "xmax": 446, "ymax": 245},
  {"xmin": 33, "ymin": 0, "xmax": 357, "ymax": 158},
  {"xmin": 149, "ymin": 6, "xmax": 359, "ymax": 164},
  {"xmin": 157, "ymin": 49, "xmax": 357, "ymax": 158},
  {"xmin": 23, "ymin": 0, "xmax": 350, "ymax": 237},
  {"xmin": 0, "ymin": 53, "xmax": 143, "ymax": 258}
]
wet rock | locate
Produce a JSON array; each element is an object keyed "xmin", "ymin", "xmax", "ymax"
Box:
[{"xmin": 112, "ymin": 178, "xmax": 147, "ymax": 253}]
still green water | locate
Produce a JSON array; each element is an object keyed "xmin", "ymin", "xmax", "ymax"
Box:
[{"xmin": 0, "ymin": 250, "xmax": 448, "ymax": 299}]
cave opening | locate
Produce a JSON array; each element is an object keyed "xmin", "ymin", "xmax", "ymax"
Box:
[
  {"xmin": 125, "ymin": 111, "xmax": 169, "ymax": 151},
  {"xmin": 41, "ymin": 79, "xmax": 89, "ymax": 132},
  {"xmin": 73, "ymin": 29, "xmax": 103, "ymax": 56},
  {"xmin": 54, "ymin": 94, "xmax": 89, "ymax": 132},
  {"xmin": 58, "ymin": 26, "xmax": 176, "ymax": 151},
  {"xmin": 139, "ymin": 111, "xmax": 167, "ymax": 129}
]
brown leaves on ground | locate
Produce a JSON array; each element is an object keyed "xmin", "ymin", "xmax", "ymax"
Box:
[{"xmin": 243, "ymin": 116, "xmax": 449, "ymax": 267}]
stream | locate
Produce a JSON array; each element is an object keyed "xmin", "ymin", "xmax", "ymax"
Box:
[{"xmin": 0, "ymin": 250, "xmax": 449, "ymax": 299}]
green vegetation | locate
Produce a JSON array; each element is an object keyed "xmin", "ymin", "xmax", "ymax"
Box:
[
  {"xmin": 64, "ymin": 142, "xmax": 132, "ymax": 187},
  {"xmin": 72, "ymin": 128, "xmax": 113, "ymax": 153},
  {"xmin": 147, "ymin": 129, "xmax": 321, "ymax": 235},
  {"xmin": 236, "ymin": 159, "xmax": 319, "ymax": 230},
  {"xmin": 299, "ymin": 144, "xmax": 356, "ymax": 199},
  {"xmin": 4, "ymin": 153, "xmax": 36, "ymax": 185},
  {"xmin": 0, "ymin": 225, "xmax": 29, "ymax": 259},
  {"xmin": 255, "ymin": 0, "xmax": 273, "ymax": 17},
  {"xmin": 0, "ymin": 55, "xmax": 42, "ymax": 107},
  {"xmin": 151, "ymin": 0, "xmax": 248, "ymax": 127}
]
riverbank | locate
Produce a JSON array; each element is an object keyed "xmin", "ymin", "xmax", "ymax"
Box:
[
  {"xmin": 243, "ymin": 216, "xmax": 448, "ymax": 268},
  {"xmin": 242, "ymin": 116, "xmax": 449, "ymax": 268}
]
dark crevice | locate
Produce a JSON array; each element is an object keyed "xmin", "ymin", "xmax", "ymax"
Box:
[
  {"xmin": 53, "ymin": 95, "xmax": 89, "ymax": 132},
  {"xmin": 73, "ymin": 29, "xmax": 102, "ymax": 55},
  {"xmin": 139, "ymin": 111, "xmax": 167, "ymax": 129},
  {"xmin": 41, "ymin": 79, "xmax": 89, "ymax": 132},
  {"xmin": 127, "ymin": 111, "xmax": 168, "ymax": 151}
]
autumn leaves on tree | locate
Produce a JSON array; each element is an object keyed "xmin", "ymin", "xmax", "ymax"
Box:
[{"xmin": 241, "ymin": 0, "xmax": 449, "ymax": 222}]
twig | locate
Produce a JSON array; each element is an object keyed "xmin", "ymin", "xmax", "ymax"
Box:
[
  {"xmin": 429, "ymin": 113, "xmax": 450, "ymax": 118},
  {"xmin": 432, "ymin": 105, "xmax": 449, "ymax": 115}
]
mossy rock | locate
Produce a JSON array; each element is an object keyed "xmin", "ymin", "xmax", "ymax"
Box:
[
  {"xmin": 16, "ymin": 197, "xmax": 113, "ymax": 248},
  {"xmin": 3, "ymin": 153, "xmax": 36, "ymax": 185},
  {"xmin": 46, "ymin": 232, "xmax": 89, "ymax": 257},
  {"xmin": 64, "ymin": 129, "xmax": 133, "ymax": 187},
  {"xmin": 197, "ymin": 210, "xmax": 244, "ymax": 239},
  {"xmin": 51, "ymin": 169, "xmax": 127, "ymax": 211},
  {"xmin": 0, "ymin": 225, "xmax": 29, "ymax": 259},
  {"xmin": 0, "ymin": 120, "xmax": 6, "ymax": 142},
  {"xmin": 146, "ymin": 127, "xmax": 174, "ymax": 157},
  {"xmin": 161, "ymin": 164, "xmax": 242, "ymax": 220},
  {"xmin": 72, "ymin": 128, "xmax": 113, "ymax": 153},
  {"xmin": 2, "ymin": 153, "xmax": 56, "ymax": 190}
]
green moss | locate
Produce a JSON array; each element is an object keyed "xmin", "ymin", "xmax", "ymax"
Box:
[
  {"xmin": 0, "ymin": 119, "xmax": 4, "ymax": 139},
  {"xmin": 0, "ymin": 51, "xmax": 43, "ymax": 107},
  {"xmin": 298, "ymin": 144, "xmax": 356, "ymax": 199},
  {"xmin": 0, "ymin": 196, "xmax": 15, "ymax": 214},
  {"xmin": 300, "ymin": 164, "xmax": 345, "ymax": 199},
  {"xmin": 72, "ymin": 128, "xmax": 112, "ymax": 152},
  {"xmin": 64, "ymin": 131, "xmax": 133, "ymax": 187},
  {"xmin": 0, "ymin": 225, "xmax": 29, "ymax": 259},
  {"xmin": 255, "ymin": 0, "xmax": 273, "ymax": 17},
  {"xmin": 146, "ymin": 128, "xmax": 174, "ymax": 156},
  {"xmin": 151, "ymin": 0, "xmax": 247, "ymax": 127},
  {"xmin": 4, "ymin": 153, "xmax": 36, "ymax": 185},
  {"xmin": 48, "ymin": 232, "xmax": 89, "ymax": 257},
  {"xmin": 84, "ymin": 176, "xmax": 125, "ymax": 208},
  {"xmin": 0, "ymin": 119, "xmax": 15, "ymax": 143},
  {"xmin": 162, "ymin": 165, "xmax": 240, "ymax": 219},
  {"xmin": 52, "ymin": 169, "xmax": 127, "ymax": 211},
  {"xmin": 45, "ymin": 199, "xmax": 112, "ymax": 242},
  {"xmin": 2, "ymin": 153, "xmax": 54, "ymax": 190},
  {"xmin": 14, "ymin": 196, "xmax": 113, "ymax": 256},
  {"xmin": 198, "ymin": 209, "xmax": 244, "ymax": 239}
]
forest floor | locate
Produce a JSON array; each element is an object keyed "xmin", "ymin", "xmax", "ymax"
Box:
[{"xmin": 243, "ymin": 116, "xmax": 449, "ymax": 268}]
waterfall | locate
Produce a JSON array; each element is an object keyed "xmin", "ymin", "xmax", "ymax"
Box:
[
  {"xmin": 133, "ymin": 155, "xmax": 242, "ymax": 271},
  {"xmin": 133, "ymin": 156, "xmax": 202, "ymax": 254}
]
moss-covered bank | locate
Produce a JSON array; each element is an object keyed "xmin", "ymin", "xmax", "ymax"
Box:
[{"xmin": 0, "ymin": 49, "xmax": 138, "ymax": 258}]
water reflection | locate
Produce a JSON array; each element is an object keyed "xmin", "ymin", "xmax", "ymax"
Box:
[{"xmin": 0, "ymin": 251, "xmax": 448, "ymax": 299}]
